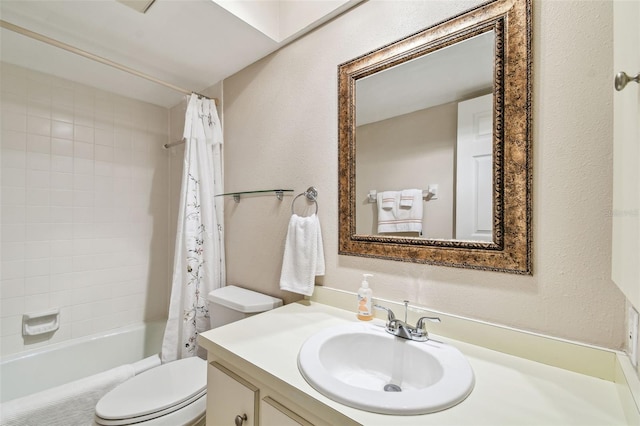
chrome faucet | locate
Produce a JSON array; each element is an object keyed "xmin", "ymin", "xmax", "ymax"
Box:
[{"xmin": 374, "ymin": 304, "xmax": 441, "ymax": 342}]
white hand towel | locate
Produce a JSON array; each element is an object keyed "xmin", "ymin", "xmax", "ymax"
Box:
[
  {"xmin": 380, "ymin": 191, "xmax": 397, "ymax": 209},
  {"xmin": 279, "ymin": 214, "xmax": 325, "ymax": 296},
  {"xmin": 400, "ymin": 189, "xmax": 418, "ymax": 207},
  {"xmin": 377, "ymin": 189, "xmax": 423, "ymax": 234},
  {"xmin": 377, "ymin": 191, "xmax": 398, "ymax": 232}
]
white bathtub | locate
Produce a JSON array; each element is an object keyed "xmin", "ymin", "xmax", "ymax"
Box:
[{"xmin": 0, "ymin": 320, "xmax": 165, "ymax": 404}]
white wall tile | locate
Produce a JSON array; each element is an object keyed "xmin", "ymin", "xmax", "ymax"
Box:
[
  {"xmin": 51, "ymin": 138, "xmax": 74, "ymax": 156},
  {"xmin": 95, "ymin": 129, "xmax": 114, "ymax": 146},
  {"xmin": 0, "ymin": 224, "xmax": 25, "ymax": 242},
  {"xmin": 25, "ymin": 189, "xmax": 49, "ymax": 207},
  {"xmin": 26, "ymin": 152, "xmax": 50, "ymax": 171},
  {"xmin": 51, "ymin": 155, "xmax": 73, "ymax": 172},
  {"xmin": 73, "ymin": 173, "xmax": 94, "ymax": 191},
  {"xmin": 51, "ymin": 105, "xmax": 74, "ymax": 123},
  {"xmin": 95, "ymin": 145, "xmax": 113, "ymax": 162},
  {"xmin": 24, "ymin": 241, "xmax": 50, "ymax": 259},
  {"xmin": 24, "ymin": 294, "xmax": 50, "ymax": 313},
  {"xmin": 1, "ymin": 205, "xmax": 25, "ymax": 223},
  {"xmin": 1, "ymin": 261, "xmax": 24, "ymax": 280},
  {"xmin": 74, "ymin": 141, "xmax": 94, "ymax": 159},
  {"xmin": 25, "ymin": 205, "xmax": 50, "ymax": 223},
  {"xmin": 0, "ymin": 279, "xmax": 25, "ymax": 299},
  {"xmin": 25, "ymin": 223, "xmax": 52, "ymax": 241},
  {"xmin": 50, "ymin": 257, "xmax": 73, "ymax": 275},
  {"xmin": 2, "ymin": 149, "xmax": 27, "ymax": 170},
  {"xmin": 49, "ymin": 206, "xmax": 73, "ymax": 223},
  {"xmin": 2, "ymin": 112, "xmax": 27, "ymax": 132},
  {"xmin": 27, "ymin": 100, "xmax": 51, "ymax": 119},
  {"xmin": 25, "ymin": 276, "xmax": 49, "ymax": 295},
  {"xmin": 52, "ymin": 120, "xmax": 74, "ymax": 140},
  {"xmin": 1, "ymin": 296, "xmax": 25, "ymax": 317},
  {"xmin": 27, "ymin": 80, "xmax": 51, "ymax": 104},
  {"xmin": 27, "ymin": 170, "xmax": 51, "ymax": 189},
  {"xmin": 50, "ymin": 190, "xmax": 73, "ymax": 207},
  {"xmin": 26, "ymin": 116, "xmax": 51, "ymax": 137},
  {"xmin": 50, "ymin": 241, "xmax": 73, "ymax": 257},
  {"xmin": 73, "ymin": 157, "xmax": 94, "ymax": 175},
  {"xmin": 50, "ymin": 172, "xmax": 73, "ymax": 190},
  {"xmin": 74, "ymin": 126, "xmax": 94, "ymax": 143},
  {"xmin": 0, "ymin": 63, "xmax": 170, "ymax": 356},
  {"xmin": 1, "ymin": 130, "xmax": 27, "ymax": 150},
  {"xmin": 0, "ymin": 315, "xmax": 22, "ymax": 337},
  {"xmin": 27, "ymin": 134, "xmax": 51, "ymax": 154},
  {"xmin": 1, "ymin": 242, "xmax": 25, "ymax": 262}
]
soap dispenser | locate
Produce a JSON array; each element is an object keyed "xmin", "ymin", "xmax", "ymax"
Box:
[{"xmin": 357, "ymin": 274, "xmax": 374, "ymax": 321}]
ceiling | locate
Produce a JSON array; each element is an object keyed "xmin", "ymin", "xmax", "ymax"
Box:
[
  {"xmin": 0, "ymin": 0, "xmax": 360, "ymax": 108},
  {"xmin": 356, "ymin": 31, "xmax": 495, "ymax": 126}
]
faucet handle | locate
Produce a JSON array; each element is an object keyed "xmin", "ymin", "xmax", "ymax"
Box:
[
  {"xmin": 416, "ymin": 316, "xmax": 441, "ymax": 329},
  {"xmin": 410, "ymin": 316, "xmax": 441, "ymax": 342},
  {"xmin": 373, "ymin": 305, "xmax": 395, "ymax": 322}
]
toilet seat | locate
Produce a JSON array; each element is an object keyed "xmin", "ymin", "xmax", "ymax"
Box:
[{"xmin": 95, "ymin": 357, "xmax": 207, "ymax": 426}]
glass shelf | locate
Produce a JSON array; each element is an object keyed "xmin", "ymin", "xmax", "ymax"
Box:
[{"xmin": 216, "ymin": 189, "xmax": 294, "ymax": 203}]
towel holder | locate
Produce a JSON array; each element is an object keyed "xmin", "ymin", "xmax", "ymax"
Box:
[{"xmin": 291, "ymin": 187, "xmax": 318, "ymax": 215}]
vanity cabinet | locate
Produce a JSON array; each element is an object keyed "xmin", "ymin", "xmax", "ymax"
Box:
[
  {"xmin": 207, "ymin": 362, "xmax": 258, "ymax": 426},
  {"xmin": 261, "ymin": 396, "xmax": 313, "ymax": 426},
  {"xmin": 206, "ymin": 358, "xmax": 355, "ymax": 426}
]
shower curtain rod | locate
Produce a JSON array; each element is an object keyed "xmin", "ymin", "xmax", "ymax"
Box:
[
  {"xmin": 164, "ymin": 138, "xmax": 186, "ymax": 149},
  {"xmin": 0, "ymin": 20, "xmax": 218, "ymax": 104}
]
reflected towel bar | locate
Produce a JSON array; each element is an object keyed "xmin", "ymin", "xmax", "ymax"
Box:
[{"xmin": 368, "ymin": 188, "xmax": 437, "ymax": 203}]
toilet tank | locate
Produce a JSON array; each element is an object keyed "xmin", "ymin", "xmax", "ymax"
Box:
[{"xmin": 207, "ymin": 285, "xmax": 283, "ymax": 329}]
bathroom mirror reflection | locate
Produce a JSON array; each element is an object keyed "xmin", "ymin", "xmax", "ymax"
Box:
[
  {"xmin": 355, "ymin": 31, "xmax": 495, "ymax": 241},
  {"xmin": 338, "ymin": 0, "xmax": 532, "ymax": 274}
]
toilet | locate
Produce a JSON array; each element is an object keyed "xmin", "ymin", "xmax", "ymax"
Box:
[{"xmin": 94, "ymin": 286, "xmax": 283, "ymax": 426}]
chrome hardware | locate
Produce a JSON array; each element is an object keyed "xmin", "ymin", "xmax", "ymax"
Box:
[
  {"xmin": 291, "ymin": 186, "xmax": 319, "ymax": 215},
  {"xmin": 416, "ymin": 316, "xmax": 442, "ymax": 329},
  {"xmin": 235, "ymin": 413, "xmax": 247, "ymax": 426},
  {"xmin": 615, "ymin": 71, "xmax": 640, "ymax": 91},
  {"xmin": 374, "ymin": 304, "xmax": 440, "ymax": 342},
  {"xmin": 374, "ymin": 305, "xmax": 395, "ymax": 322},
  {"xmin": 387, "ymin": 318, "xmax": 414, "ymax": 340}
]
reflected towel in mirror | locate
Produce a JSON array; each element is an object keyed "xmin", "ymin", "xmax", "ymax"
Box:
[
  {"xmin": 381, "ymin": 191, "xmax": 396, "ymax": 209},
  {"xmin": 377, "ymin": 189, "xmax": 423, "ymax": 234}
]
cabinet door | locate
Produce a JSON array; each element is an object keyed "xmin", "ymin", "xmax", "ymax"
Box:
[
  {"xmin": 261, "ymin": 397, "xmax": 314, "ymax": 426},
  {"xmin": 612, "ymin": 0, "xmax": 640, "ymax": 308},
  {"xmin": 207, "ymin": 362, "xmax": 258, "ymax": 426}
]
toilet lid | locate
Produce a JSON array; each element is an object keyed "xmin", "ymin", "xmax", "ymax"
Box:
[
  {"xmin": 95, "ymin": 357, "xmax": 207, "ymax": 423},
  {"xmin": 207, "ymin": 285, "xmax": 283, "ymax": 313}
]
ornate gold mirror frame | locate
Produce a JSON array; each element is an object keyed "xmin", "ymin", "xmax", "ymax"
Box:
[{"xmin": 338, "ymin": 0, "xmax": 532, "ymax": 274}]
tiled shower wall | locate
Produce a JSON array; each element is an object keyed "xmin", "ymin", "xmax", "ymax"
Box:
[{"xmin": 0, "ymin": 63, "xmax": 171, "ymax": 357}]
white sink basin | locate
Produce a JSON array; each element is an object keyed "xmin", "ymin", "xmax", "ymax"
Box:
[{"xmin": 297, "ymin": 322, "xmax": 474, "ymax": 415}]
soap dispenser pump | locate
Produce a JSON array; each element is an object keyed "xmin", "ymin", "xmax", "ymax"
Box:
[{"xmin": 357, "ymin": 274, "xmax": 374, "ymax": 321}]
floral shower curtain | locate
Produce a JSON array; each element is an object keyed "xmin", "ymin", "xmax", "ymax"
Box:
[{"xmin": 161, "ymin": 94, "xmax": 225, "ymax": 363}]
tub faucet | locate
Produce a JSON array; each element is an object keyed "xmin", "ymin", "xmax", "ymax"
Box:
[{"xmin": 374, "ymin": 304, "xmax": 440, "ymax": 342}]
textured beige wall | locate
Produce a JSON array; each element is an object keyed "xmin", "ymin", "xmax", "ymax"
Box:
[{"xmin": 222, "ymin": 0, "xmax": 625, "ymax": 348}]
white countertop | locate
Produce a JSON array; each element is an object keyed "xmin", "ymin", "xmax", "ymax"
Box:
[{"xmin": 199, "ymin": 301, "xmax": 629, "ymax": 425}]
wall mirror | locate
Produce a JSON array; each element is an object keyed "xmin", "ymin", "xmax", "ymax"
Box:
[{"xmin": 338, "ymin": 0, "xmax": 532, "ymax": 274}]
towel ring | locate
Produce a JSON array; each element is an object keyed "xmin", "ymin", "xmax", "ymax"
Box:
[{"xmin": 291, "ymin": 187, "xmax": 318, "ymax": 215}]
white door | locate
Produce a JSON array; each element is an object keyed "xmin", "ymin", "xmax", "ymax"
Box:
[
  {"xmin": 455, "ymin": 94, "xmax": 493, "ymax": 241},
  {"xmin": 612, "ymin": 1, "xmax": 640, "ymax": 308}
]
